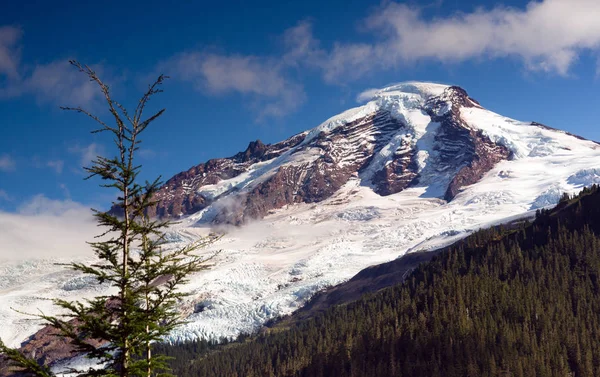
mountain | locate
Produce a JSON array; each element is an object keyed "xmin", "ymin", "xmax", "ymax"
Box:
[
  {"xmin": 2, "ymin": 82, "xmax": 600, "ymax": 370},
  {"xmin": 158, "ymin": 185, "xmax": 600, "ymax": 377},
  {"xmin": 138, "ymin": 82, "xmax": 600, "ymax": 227},
  {"xmin": 142, "ymin": 83, "xmax": 520, "ymax": 223}
]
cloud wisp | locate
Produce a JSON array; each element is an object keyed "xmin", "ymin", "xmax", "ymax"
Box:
[
  {"xmin": 0, "ymin": 26, "xmax": 21, "ymax": 81},
  {"xmin": 0, "ymin": 189, "xmax": 11, "ymax": 202},
  {"xmin": 315, "ymin": 0, "xmax": 600, "ymax": 81},
  {"xmin": 45, "ymin": 159, "xmax": 65, "ymax": 174},
  {"xmin": 0, "ymin": 27, "xmax": 104, "ymax": 107},
  {"xmin": 0, "ymin": 154, "xmax": 16, "ymax": 172},
  {"xmin": 68, "ymin": 143, "xmax": 105, "ymax": 169},
  {"xmin": 160, "ymin": 51, "xmax": 306, "ymax": 120}
]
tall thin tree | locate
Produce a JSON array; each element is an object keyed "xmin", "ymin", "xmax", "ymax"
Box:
[{"xmin": 0, "ymin": 61, "xmax": 217, "ymax": 377}]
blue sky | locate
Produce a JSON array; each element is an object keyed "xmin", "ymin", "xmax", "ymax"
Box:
[{"xmin": 0, "ymin": 0, "xmax": 599, "ymax": 217}]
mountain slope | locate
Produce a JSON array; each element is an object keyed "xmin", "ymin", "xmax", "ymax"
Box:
[
  {"xmin": 159, "ymin": 185, "xmax": 600, "ymax": 377},
  {"xmin": 3, "ymin": 82, "xmax": 600, "ymax": 357}
]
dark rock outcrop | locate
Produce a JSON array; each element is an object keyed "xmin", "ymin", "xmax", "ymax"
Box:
[
  {"xmin": 427, "ymin": 87, "xmax": 511, "ymax": 200},
  {"xmin": 0, "ymin": 317, "xmax": 105, "ymax": 377}
]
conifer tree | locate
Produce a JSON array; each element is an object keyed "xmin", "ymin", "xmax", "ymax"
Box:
[{"xmin": 0, "ymin": 61, "xmax": 217, "ymax": 377}]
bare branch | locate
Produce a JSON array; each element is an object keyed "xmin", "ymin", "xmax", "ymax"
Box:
[
  {"xmin": 113, "ymin": 101, "xmax": 135, "ymax": 127},
  {"xmin": 60, "ymin": 106, "xmax": 117, "ymax": 134},
  {"xmin": 134, "ymin": 75, "xmax": 169, "ymax": 126}
]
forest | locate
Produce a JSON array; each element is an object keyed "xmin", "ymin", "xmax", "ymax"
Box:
[{"xmin": 154, "ymin": 184, "xmax": 600, "ymax": 376}]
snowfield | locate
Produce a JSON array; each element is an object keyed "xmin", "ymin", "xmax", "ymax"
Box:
[{"xmin": 1, "ymin": 82, "xmax": 599, "ymax": 355}]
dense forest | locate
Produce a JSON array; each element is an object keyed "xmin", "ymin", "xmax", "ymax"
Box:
[{"xmin": 157, "ymin": 184, "xmax": 600, "ymax": 376}]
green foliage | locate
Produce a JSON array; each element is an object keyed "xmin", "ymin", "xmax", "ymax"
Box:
[
  {"xmin": 0, "ymin": 61, "xmax": 216, "ymax": 377},
  {"xmin": 161, "ymin": 185, "xmax": 600, "ymax": 376}
]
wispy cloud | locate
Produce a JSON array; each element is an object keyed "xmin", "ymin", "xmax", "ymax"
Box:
[
  {"xmin": 32, "ymin": 156, "xmax": 65, "ymax": 174},
  {"xmin": 160, "ymin": 51, "xmax": 306, "ymax": 120},
  {"xmin": 68, "ymin": 142, "xmax": 105, "ymax": 168},
  {"xmin": 0, "ymin": 59, "xmax": 105, "ymax": 107},
  {"xmin": 21, "ymin": 60, "xmax": 103, "ymax": 106},
  {"xmin": 282, "ymin": 20, "xmax": 324, "ymax": 67},
  {"xmin": 311, "ymin": 0, "xmax": 600, "ymax": 81},
  {"xmin": 0, "ymin": 154, "xmax": 15, "ymax": 172},
  {"xmin": 0, "ymin": 26, "xmax": 104, "ymax": 107},
  {"xmin": 0, "ymin": 25, "xmax": 21, "ymax": 80},
  {"xmin": 0, "ymin": 195, "xmax": 96, "ymax": 260},
  {"xmin": 58, "ymin": 183, "xmax": 71, "ymax": 199},
  {"xmin": 0, "ymin": 189, "xmax": 11, "ymax": 202},
  {"xmin": 46, "ymin": 159, "xmax": 64, "ymax": 174},
  {"xmin": 138, "ymin": 148, "xmax": 157, "ymax": 160}
]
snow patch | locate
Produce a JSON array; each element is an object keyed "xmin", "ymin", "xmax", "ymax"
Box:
[
  {"xmin": 61, "ymin": 276, "xmax": 98, "ymax": 291},
  {"xmin": 568, "ymin": 169, "xmax": 600, "ymax": 187},
  {"xmin": 336, "ymin": 206, "xmax": 381, "ymax": 222},
  {"xmin": 530, "ymin": 186, "xmax": 563, "ymax": 210}
]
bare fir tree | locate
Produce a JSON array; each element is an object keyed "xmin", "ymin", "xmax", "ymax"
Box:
[{"xmin": 0, "ymin": 61, "xmax": 217, "ymax": 377}]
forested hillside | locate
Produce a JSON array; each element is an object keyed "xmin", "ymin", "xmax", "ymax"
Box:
[{"xmin": 159, "ymin": 184, "xmax": 600, "ymax": 377}]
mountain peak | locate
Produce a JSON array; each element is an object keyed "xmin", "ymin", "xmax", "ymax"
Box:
[{"xmin": 235, "ymin": 139, "xmax": 267, "ymax": 162}]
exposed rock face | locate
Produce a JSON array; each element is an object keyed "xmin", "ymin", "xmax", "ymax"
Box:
[
  {"xmin": 426, "ymin": 86, "xmax": 511, "ymax": 200},
  {"xmin": 444, "ymin": 130, "xmax": 511, "ymax": 201},
  {"xmin": 140, "ymin": 133, "xmax": 307, "ymax": 219},
  {"xmin": 112, "ymin": 84, "xmax": 519, "ymax": 224},
  {"xmin": 215, "ymin": 111, "xmax": 405, "ymax": 224},
  {"xmin": 370, "ymin": 136, "xmax": 419, "ymax": 196}
]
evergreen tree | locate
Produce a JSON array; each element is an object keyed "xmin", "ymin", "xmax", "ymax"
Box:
[{"xmin": 0, "ymin": 61, "xmax": 217, "ymax": 377}]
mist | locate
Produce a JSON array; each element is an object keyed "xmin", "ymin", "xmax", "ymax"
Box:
[{"xmin": 0, "ymin": 195, "xmax": 97, "ymax": 261}]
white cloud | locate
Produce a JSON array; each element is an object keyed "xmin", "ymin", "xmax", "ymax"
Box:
[
  {"xmin": 0, "ymin": 59, "xmax": 104, "ymax": 107},
  {"xmin": 161, "ymin": 51, "xmax": 306, "ymax": 119},
  {"xmin": 315, "ymin": 0, "xmax": 600, "ymax": 80},
  {"xmin": 0, "ymin": 154, "xmax": 15, "ymax": 172},
  {"xmin": 0, "ymin": 195, "xmax": 96, "ymax": 261},
  {"xmin": 21, "ymin": 60, "xmax": 103, "ymax": 106},
  {"xmin": 0, "ymin": 26, "xmax": 104, "ymax": 106},
  {"xmin": 68, "ymin": 143, "xmax": 105, "ymax": 168},
  {"xmin": 282, "ymin": 20, "xmax": 324, "ymax": 67}
]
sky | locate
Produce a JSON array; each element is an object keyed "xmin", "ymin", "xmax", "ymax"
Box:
[{"xmin": 1, "ymin": 0, "xmax": 600, "ymax": 257}]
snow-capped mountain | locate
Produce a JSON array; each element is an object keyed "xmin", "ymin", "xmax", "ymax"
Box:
[
  {"xmin": 144, "ymin": 83, "xmax": 513, "ymax": 223},
  {"xmin": 3, "ymin": 82, "xmax": 600, "ymax": 365}
]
